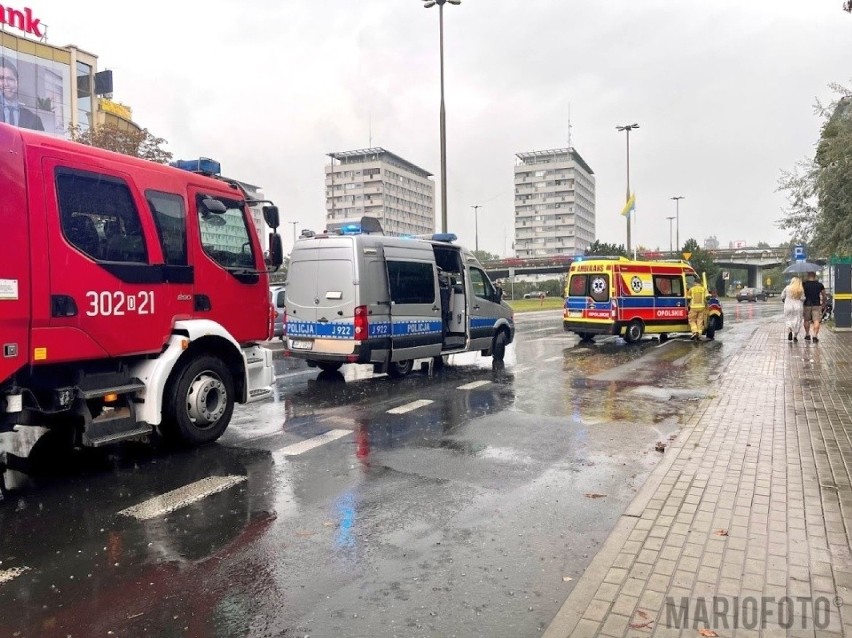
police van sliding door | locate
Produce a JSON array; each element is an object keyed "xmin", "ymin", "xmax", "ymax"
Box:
[{"xmin": 384, "ymin": 254, "xmax": 442, "ymax": 362}]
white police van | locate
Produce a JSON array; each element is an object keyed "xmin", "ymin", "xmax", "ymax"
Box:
[{"xmin": 284, "ymin": 217, "xmax": 514, "ymax": 376}]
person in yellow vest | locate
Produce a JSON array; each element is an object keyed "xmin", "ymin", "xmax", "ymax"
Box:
[{"xmin": 687, "ymin": 279, "xmax": 707, "ymax": 340}]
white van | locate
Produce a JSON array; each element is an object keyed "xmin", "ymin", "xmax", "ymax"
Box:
[{"xmin": 284, "ymin": 219, "xmax": 514, "ymax": 376}]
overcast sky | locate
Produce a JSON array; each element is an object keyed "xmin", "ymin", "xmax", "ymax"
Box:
[{"xmin": 37, "ymin": 0, "xmax": 852, "ymax": 255}]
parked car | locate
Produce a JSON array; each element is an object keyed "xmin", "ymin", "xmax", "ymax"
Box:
[
  {"xmin": 735, "ymin": 287, "xmax": 767, "ymax": 302},
  {"xmin": 270, "ymin": 285, "xmax": 286, "ymax": 339},
  {"xmin": 523, "ymin": 291, "xmax": 546, "ymax": 299}
]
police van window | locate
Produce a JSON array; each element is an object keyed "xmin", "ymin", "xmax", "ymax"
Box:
[
  {"xmin": 56, "ymin": 168, "xmax": 148, "ymax": 264},
  {"xmin": 387, "ymin": 261, "xmax": 435, "ymax": 304},
  {"xmin": 569, "ymin": 274, "xmax": 587, "ymax": 296},
  {"xmin": 589, "ymin": 274, "xmax": 610, "ymax": 302},
  {"xmin": 146, "ymin": 190, "xmax": 187, "ymax": 266},
  {"xmin": 469, "ymin": 267, "xmax": 495, "ymax": 300},
  {"xmin": 654, "ymin": 275, "xmax": 683, "ymax": 297},
  {"xmin": 196, "ymin": 195, "xmax": 255, "ymax": 270}
]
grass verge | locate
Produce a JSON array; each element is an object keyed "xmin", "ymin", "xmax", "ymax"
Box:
[{"xmin": 507, "ymin": 298, "xmax": 565, "ymax": 313}]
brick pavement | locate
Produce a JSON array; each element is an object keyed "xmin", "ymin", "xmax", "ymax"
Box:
[{"xmin": 544, "ymin": 321, "xmax": 852, "ymax": 637}]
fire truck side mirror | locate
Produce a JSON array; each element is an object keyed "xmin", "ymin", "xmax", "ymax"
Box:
[
  {"xmin": 263, "ymin": 205, "xmax": 280, "ymax": 230},
  {"xmin": 268, "ymin": 233, "xmax": 284, "ymax": 267},
  {"xmin": 201, "ymin": 197, "xmax": 227, "ymax": 214}
]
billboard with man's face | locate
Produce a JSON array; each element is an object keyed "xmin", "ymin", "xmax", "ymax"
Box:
[{"xmin": 0, "ymin": 44, "xmax": 72, "ymax": 136}]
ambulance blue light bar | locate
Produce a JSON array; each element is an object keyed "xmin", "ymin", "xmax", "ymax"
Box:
[
  {"xmin": 431, "ymin": 233, "xmax": 457, "ymax": 243},
  {"xmin": 171, "ymin": 157, "xmax": 222, "ymax": 175}
]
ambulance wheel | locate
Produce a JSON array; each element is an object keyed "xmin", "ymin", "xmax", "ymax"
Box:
[
  {"xmin": 624, "ymin": 320, "xmax": 644, "ymax": 344},
  {"xmin": 387, "ymin": 360, "xmax": 413, "ymax": 378},
  {"xmin": 163, "ymin": 355, "xmax": 234, "ymax": 446},
  {"xmin": 317, "ymin": 362, "xmax": 343, "ymax": 373},
  {"xmin": 659, "ymin": 333, "xmax": 669, "ymax": 343},
  {"xmin": 492, "ymin": 331, "xmax": 509, "ymax": 362},
  {"xmin": 579, "ymin": 332, "xmax": 595, "ymax": 343}
]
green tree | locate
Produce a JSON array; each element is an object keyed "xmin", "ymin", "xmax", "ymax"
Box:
[
  {"xmin": 472, "ymin": 250, "xmax": 501, "ymax": 263},
  {"xmin": 779, "ymin": 85, "xmax": 852, "ymax": 256},
  {"xmin": 682, "ymin": 238, "xmax": 720, "ymax": 289},
  {"xmin": 585, "ymin": 240, "xmax": 627, "ymax": 257},
  {"xmin": 69, "ymin": 123, "xmax": 173, "ymax": 164}
]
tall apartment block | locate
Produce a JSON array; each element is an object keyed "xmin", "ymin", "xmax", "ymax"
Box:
[
  {"xmin": 514, "ymin": 148, "xmax": 596, "ymax": 257},
  {"xmin": 326, "ymin": 148, "xmax": 436, "ymax": 236}
]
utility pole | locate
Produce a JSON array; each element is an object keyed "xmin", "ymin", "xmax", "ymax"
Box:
[
  {"xmin": 666, "ymin": 216, "xmax": 675, "ymax": 255},
  {"xmin": 289, "ymin": 221, "xmax": 299, "ymax": 249},
  {"xmin": 616, "ymin": 123, "xmax": 639, "ymax": 253},
  {"xmin": 671, "ymin": 196, "xmax": 684, "ymax": 253},
  {"xmin": 471, "ymin": 205, "xmax": 481, "ymax": 252}
]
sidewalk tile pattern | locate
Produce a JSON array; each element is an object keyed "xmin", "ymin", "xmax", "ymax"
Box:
[{"xmin": 544, "ymin": 323, "xmax": 852, "ymax": 637}]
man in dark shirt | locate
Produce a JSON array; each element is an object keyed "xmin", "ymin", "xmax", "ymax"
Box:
[{"xmin": 802, "ymin": 271, "xmax": 826, "ymax": 342}]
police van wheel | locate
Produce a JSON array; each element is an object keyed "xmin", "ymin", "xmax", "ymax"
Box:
[
  {"xmin": 317, "ymin": 362, "xmax": 343, "ymax": 373},
  {"xmin": 162, "ymin": 355, "xmax": 235, "ymax": 447},
  {"xmin": 388, "ymin": 360, "xmax": 413, "ymax": 378},
  {"xmin": 492, "ymin": 331, "xmax": 509, "ymax": 362},
  {"xmin": 624, "ymin": 320, "xmax": 644, "ymax": 344}
]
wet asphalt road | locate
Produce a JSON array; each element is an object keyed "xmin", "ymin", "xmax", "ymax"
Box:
[{"xmin": 0, "ymin": 299, "xmax": 782, "ymax": 637}]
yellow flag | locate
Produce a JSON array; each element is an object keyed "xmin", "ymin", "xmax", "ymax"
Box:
[{"xmin": 620, "ymin": 192, "xmax": 636, "ymax": 217}]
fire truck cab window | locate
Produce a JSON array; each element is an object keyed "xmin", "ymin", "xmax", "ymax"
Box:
[
  {"xmin": 196, "ymin": 195, "xmax": 255, "ymax": 270},
  {"xmin": 56, "ymin": 168, "xmax": 148, "ymax": 264},
  {"xmin": 146, "ymin": 190, "xmax": 187, "ymax": 266}
]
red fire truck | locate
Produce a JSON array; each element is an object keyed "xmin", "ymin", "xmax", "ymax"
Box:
[{"xmin": 0, "ymin": 123, "xmax": 283, "ymax": 467}]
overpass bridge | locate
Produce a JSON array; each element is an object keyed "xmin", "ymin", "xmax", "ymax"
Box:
[{"xmin": 481, "ymin": 247, "xmax": 825, "ymax": 291}]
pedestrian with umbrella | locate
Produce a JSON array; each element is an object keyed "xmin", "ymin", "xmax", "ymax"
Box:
[
  {"xmin": 780, "ymin": 277, "xmax": 804, "ymax": 341},
  {"xmin": 798, "ymin": 270, "xmax": 827, "ymax": 342}
]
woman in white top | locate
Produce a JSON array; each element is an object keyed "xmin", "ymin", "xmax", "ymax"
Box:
[{"xmin": 781, "ymin": 277, "xmax": 805, "ymax": 341}]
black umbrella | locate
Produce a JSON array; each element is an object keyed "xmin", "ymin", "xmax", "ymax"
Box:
[{"xmin": 783, "ymin": 261, "xmax": 822, "ymax": 274}]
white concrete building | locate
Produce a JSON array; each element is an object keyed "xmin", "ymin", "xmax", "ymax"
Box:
[
  {"xmin": 326, "ymin": 148, "xmax": 435, "ymax": 236},
  {"xmin": 513, "ymin": 148, "xmax": 595, "ymax": 257}
]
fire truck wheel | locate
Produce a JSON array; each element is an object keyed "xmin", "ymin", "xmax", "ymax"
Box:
[
  {"xmin": 578, "ymin": 332, "xmax": 595, "ymax": 343},
  {"xmin": 163, "ymin": 355, "xmax": 235, "ymax": 446},
  {"xmin": 492, "ymin": 331, "xmax": 509, "ymax": 362},
  {"xmin": 624, "ymin": 320, "xmax": 644, "ymax": 344},
  {"xmin": 387, "ymin": 360, "xmax": 413, "ymax": 378}
]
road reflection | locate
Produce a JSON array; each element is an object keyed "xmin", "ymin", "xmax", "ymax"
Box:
[{"xmin": 0, "ymin": 445, "xmax": 279, "ymax": 638}]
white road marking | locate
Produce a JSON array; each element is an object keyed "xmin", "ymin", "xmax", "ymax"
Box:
[
  {"xmin": 513, "ymin": 365, "xmax": 532, "ymax": 374},
  {"xmin": 656, "ymin": 339, "xmax": 676, "ymax": 349},
  {"xmin": 525, "ymin": 327, "xmax": 557, "ymax": 334},
  {"xmin": 457, "ymin": 380, "xmax": 491, "ymax": 390},
  {"xmin": 388, "ymin": 399, "xmax": 434, "ymax": 414},
  {"xmin": 278, "ymin": 429, "xmax": 352, "ymax": 456},
  {"xmin": 543, "ymin": 356, "xmax": 563, "ymax": 362},
  {"xmin": 0, "ymin": 567, "xmax": 30, "ymax": 585},
  {"xmin": 117, "ymin": 475, "xmax": 247, "ymax": 521}
]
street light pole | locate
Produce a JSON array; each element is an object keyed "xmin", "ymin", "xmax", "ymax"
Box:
[
  {"xmin": 471, "ymin": 205, "xmax": 481, "ymax": 252},
  {"xmin": 666, "ymin": 216, "xmax": 675, "ymax": 255},
  {"xmin": 289, "ymin": 221, "xmax": 299, "ymax": 249},
  {"xmin": 423, "ymin": 0, "xmax": 461, "ymax": 233},
  {"xmin": 671, "ymin": 196, "xmax": 684, "ymax": 253},
  {"xmin": 616, "ymin": 123, "xmax": 639, "ymax": 253}
]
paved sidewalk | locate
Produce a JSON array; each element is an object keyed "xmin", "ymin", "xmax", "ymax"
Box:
[{"xmin": 545, "ymin": 321, "xmax": 852, "ymax": 637}]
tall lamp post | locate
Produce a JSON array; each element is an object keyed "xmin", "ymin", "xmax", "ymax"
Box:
[
  {"xmin": 289, "ymin": 221, "xmax": 299, "ymax": 250},
  {"xmin": 670, "ymin": 196, "xmax": 684, "ymax": 253},
  {"xmin": 616, "ymin": 123, "xmax": 639, "ymax": 253},
  {"xmin": 471, "ymin": 204, "xmax": 481, "ymax": 252},
  {"xmin": 666, "ymin": 216, "xmax": 675, "ymax": 255},
  {"xmin": 423, "ymin": 0, "xmax": 461, "ymax": 233}
]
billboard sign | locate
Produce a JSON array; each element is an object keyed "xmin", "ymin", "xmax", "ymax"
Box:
[
  {"xmin": 1, "ymin": 46, "xmax": 71, "ymax": 136},
  {"xmin": 0, "ymin": 6, "xmax": 44, "ymax": 38}
]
